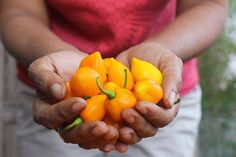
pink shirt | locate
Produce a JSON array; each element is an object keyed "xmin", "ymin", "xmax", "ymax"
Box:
[{"xmin": 18, "ymin": 0, "xmax": 199, "ymax": 96}]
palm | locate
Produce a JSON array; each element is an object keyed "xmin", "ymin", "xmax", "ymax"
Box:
[{"xmin": 46, "ymin": 51, "xmax": 86, "ymax": 81}]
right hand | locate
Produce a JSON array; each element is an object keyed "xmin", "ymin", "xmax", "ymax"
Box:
[{"xmin": 29, "ymin": 51, "xmax": 127, "ymax": 152}]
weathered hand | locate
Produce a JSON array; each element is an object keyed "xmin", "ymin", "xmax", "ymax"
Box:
[
  {"xmin": 29, "ymin": 51, "xmax": 127, "ymax": 152},
  {"xmin": 116, "ymin": 42, "xmax": 182, "ymax": 144}
]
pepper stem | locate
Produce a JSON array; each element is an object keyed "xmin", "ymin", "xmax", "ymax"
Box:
[
  {"xmin": 123, "ymin": 69, "xmax": 128, "ymax": 89},
  {"xmin": 174, "ymin": 98, "xmax": 180, "ymax": 104},
  {"xmin": 83, "ymin": 96, "xmax": 91, "ymax": 100},
  {"xmin": 64, "ymin": 117, "xmax": 83, "ymax": 130},
  {"xmin": 96, "ymin": 77, "xmax": 116, "ymax": 99}
]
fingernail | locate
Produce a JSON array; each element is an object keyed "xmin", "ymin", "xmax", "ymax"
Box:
[
  {"xmin": 168, "ymin": 91, "xmax": 176, "ymax": 107},
  {"xmin": 50, "ymin": 83, "xmax": 63, "ymax": 99},
  {"xmin": 104, "ymin": 144, "xmax": 114, "ymax": 152},
  {"xmin": 71, "ymin": 99, "xmax": 86, "ymax": 113}
]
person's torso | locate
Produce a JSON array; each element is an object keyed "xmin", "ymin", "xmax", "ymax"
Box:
[
  {"xmin": 47, "ymin": 0, "xmax": 176, "ymax": 57},
  {"xmin": 17, "ymin": 0, "xmax": 199, "ymax": 97}
]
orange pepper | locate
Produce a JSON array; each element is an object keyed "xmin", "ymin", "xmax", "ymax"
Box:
[
  {"xmin": 96, "ymin": 77, "xmax": 137, "ymax": 122},
  {"xmin": 106, "ymin": 58, "xmax": 134, "ymax": 90},
  {"xmin": 70, "ymin": 67, "xmax": 104, "ymax": 97},
  {"xmin": 103, "ymin": 82, "xmax": 124, "ymax": 129},
  {"xmin": 80, "ymin": 51, "xmax": 107, "ymax": 83},
  {"xmin": 134, "ymin": 79, "xmax": 163, "ymax": 104},
  {"xmin": 80, "ymin": 95, "xmax": 106, "ymax": 122},
  {"xmin": 65, "ymin": 95, "xmax": 106, "ymax": 130},
  {"xmin": 103, "ymin": 82, "xmax": 120, "ymax": 91}
]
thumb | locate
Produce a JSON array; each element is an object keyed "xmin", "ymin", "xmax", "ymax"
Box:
[
  {"xmin": 33, "ymin": 96, "xmax": 86, "ymax": 129},
  {"xmin": 28, "ymin": 56, "xmax": 66, "ymax": 100},
  {"xmin": 116, "ymin": 50, "xmax": 130, "ymax": 68},
  {"xmin": 159, "ymin": 54, "xmax": 183, "ymax": 108}
]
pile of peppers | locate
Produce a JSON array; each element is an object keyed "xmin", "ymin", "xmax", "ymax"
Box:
[{"xmin": 64, "ymin": 51, "xmax": 164, "ymax": 130}]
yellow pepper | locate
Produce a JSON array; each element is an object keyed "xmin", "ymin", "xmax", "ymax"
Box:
[
  {"xmin": 131, "ymin": 57, "xmax": 163, "ymax": 85},
  {"xmin": 106, "ymin": 58, "xmax": 134, "ymax": 90},
  {"xmin": 64, "ymin": 53, "xmax": 170, "ymax": 131},
  {"xmin": 134, "ymin": 79, "xmax": 163, "ymax": 104},
  {"xmin": 80, "ymin": 51, "xmax": 107, "ymax": 83},
  {"xmin": 103, "ymin": 58, "xmax": 112, "ymax": 73}
]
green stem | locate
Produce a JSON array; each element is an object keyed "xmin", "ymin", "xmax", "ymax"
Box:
[
  {"xmin": 64, "ymin": 117, "xmax": 83, "ymax": 130},
  {"xmin": 83, "ymin": 96, "xmax": 91, "ymax": 100},
  {"xmin": 96, "ymin": 77, "xmax": 116, "ymax": 99},
  {"xmin": 174, "ymin": 98, "xmax": 180, "ymax": 104},
  {"xmin": 123, "ymin": 69, "xmax": 128, "ymax": 89}
]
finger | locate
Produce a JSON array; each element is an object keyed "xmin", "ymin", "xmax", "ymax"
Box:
[
  {"xmin": 78, "ymin": 126, "xmax": 119, "ymax": 152},
  {"xmin": 121, "ymin": 108, "xmax": 157, "ymax": 138},
  {"xmin": 136, "ymin": 101, "xmax": 180, "ymax": 128},
  {"xmin": 119, "ymin": 126, "xmax": 141, "ymax": 144},
  {"xmin": 103, "ymin": 125, "xmax": 119, "ymax": 141},
  {"xmin": 33, "ymin": 97, "xmax": 86, "ymax": 129},
  {"xmin": 60, "ymin": 121, "xmax": 109, "ymax": 144},
  {"xmin": 115, "ymin": 141, "xmax": 128, "ymax": 153},
  {"xmin": 79, "ymin": 125, "xmax": 118, "ymax": 152},
  {"xmin": 99, "ymin": 144, "xmax": 115, "ymax": 152},
  {"xmin": 158, "ymin": 53, "xmax": 183, "ymax": 108},
  {"xmin": 98, "ymin": 125, "xmax": 119, "ymax": 152},
  {"xmin": 78, "ymin": 142, "xmax": 97, "ymax": 150},
  {"xmin": 79, "ymin": 141, "xmax": 115, "ymax": 152},
  {"xmin": 28, "ymin": 56, "xmax": 66, "ymax": 99},
  {"xmin": 79, "ymin": 141, "xmax": 114, "ymax": 151}
]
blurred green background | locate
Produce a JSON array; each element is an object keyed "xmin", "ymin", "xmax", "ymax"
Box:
[{"xmin": 199, "ymin": 0, "xmax": 236, "ymax": 156}]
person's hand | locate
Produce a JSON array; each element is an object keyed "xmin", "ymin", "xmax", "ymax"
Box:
[
  {"xmin": 116, "ymin": 42, "xmax": 182, "ymax": 145},
  {"xmin": 28, "ymin": 51, "xmax": 127, "ymax": 152}
]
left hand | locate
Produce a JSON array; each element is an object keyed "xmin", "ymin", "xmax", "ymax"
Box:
[
  {"xmin": 28, "ymin": 51, "xmax": 127, "ymax": 152},
  {"xmin": 116, "ymin": 42, "xmax": 182, "ymax": 144}
]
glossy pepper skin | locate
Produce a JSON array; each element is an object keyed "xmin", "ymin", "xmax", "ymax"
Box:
[
  {"xmin": 70, "ymin": 67, "xmax": 103, "ymax": 97},
  {"xmin": 103, "ymin": 82, "xmax": 120, "ymax": 91},
  {"xmin": 64, "ymin": 90, "xmax": 106, "ymax": 130},
  {"xmin": 102, "ymin": 82, "xmax": 123, "ymax": 128},
  {"xmin": 134, "ymin": 79, "xmax": 163, "ymax": 104},
  {"xmin": 106, "ymin": 58, "xmax": 134, "ymax": 90},
  {"xmin": 103, "ymin": 58, "xmax": 112, "ymax": 72},
  {"xmin": 80, "ymin": 95, "xmax": 106, "ymax": 122},
  {"xmin": 80, "ymin": 51, "xmax": 107, "ymax": 83},
  {"xmin": 96, "ymin": 78, "xmax": 137, "ymax": 122},
  {"xmin": 131, "ymin": 57, "xmax": 163, "ymax": 85}
]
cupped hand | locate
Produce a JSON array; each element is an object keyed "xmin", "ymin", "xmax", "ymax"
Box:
[
  {"xmin": 28, "ymin": 51, "xmax": 127, "ymax": 152},
  {"xmin": 116, "ymin": 42, "xmax": 182, "ymax": 144}
]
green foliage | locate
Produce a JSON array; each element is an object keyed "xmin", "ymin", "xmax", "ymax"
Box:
[
  {"xmin": 198, "ymin": 1, "xmax": 236, "ymax": 157},
  {"xmin": 228, "ymin": 0, "xmax": 236, "ymax": 16},
  {"xmin": 199, "ymin": 32, "xmax": 236, "ymax": 111}
]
